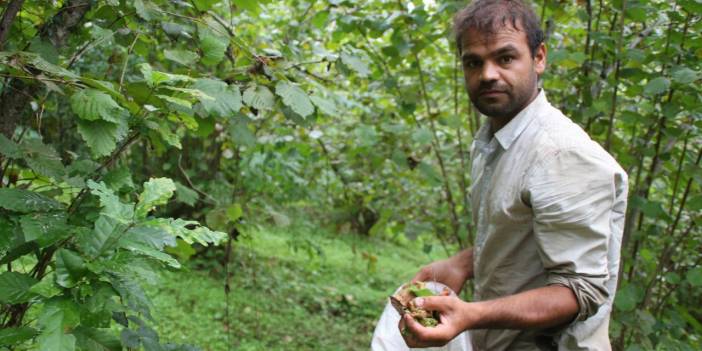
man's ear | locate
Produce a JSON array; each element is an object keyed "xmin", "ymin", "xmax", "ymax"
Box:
[{"xmin": 534, "ymin": 43, "xmax": 547, "ymax": 75}]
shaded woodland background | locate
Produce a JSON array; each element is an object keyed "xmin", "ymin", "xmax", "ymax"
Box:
[{"xmin": 0, "ymin": 0, "xmax": 700, "ymax": 350}]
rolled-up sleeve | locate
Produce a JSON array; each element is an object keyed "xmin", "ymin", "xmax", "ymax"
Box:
[{"xmin": 525, "ymin": 148, "xmax": 616, "ymax": 321}]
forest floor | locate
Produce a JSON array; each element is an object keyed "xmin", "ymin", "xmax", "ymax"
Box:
[{"xmin": 145, "ymin": 222, "xmax": 450, "ymax": 350}]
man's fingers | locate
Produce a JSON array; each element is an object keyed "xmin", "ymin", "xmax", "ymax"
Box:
[
  {"xmin": 412, "ymin": 295, "xmax": 454, "ymax": 312},
  {"xmin": 404, "ymin": 314, "xmax": 452, "ymax": 346},
  {"xmin": 410, "ymin": 269, "xmax": 430, "ymax": 283}
]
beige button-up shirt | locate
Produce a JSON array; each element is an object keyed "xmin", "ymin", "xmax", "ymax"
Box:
[{"xmin": 469, "ymin": 91, "xmax": 628, "ymax": 351}]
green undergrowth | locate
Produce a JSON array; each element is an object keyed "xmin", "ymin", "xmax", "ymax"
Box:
[{"xmin": 145, "ymin": 223, "xmax": 450, "ymax": 350}]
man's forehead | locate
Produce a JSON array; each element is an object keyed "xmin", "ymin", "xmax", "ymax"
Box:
[{"xmin": 460, "ymin": 26, "xmax": 528, "ymax": 52}]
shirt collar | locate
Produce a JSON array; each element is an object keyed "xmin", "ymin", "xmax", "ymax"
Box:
[{"xmin": 492, "ymin": 90, "xmax": 547, "ymax": 150}]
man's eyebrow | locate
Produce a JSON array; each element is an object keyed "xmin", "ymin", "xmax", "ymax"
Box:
[
  {"xmin": 461, "ymin": 44, "xmax": 520, "ymax": 61},
  {"xmin": 492, "ymin": 45, "xmax": 519, "ymax": 57}
]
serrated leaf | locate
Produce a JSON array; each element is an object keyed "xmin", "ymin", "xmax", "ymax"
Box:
[
  {"xmin": 0, "ymin": 327, "xmax": 38, "ymax": 346},
  {"xmin": 157, "ymin": 94, "xmax": 192, "ymax": 109},
  {"xmin": 87, "ymin": 180, "xmax": 134, "ymax": 223},
  {"xmin": 310, "ymin": 94, "xmax": 338, "ymax": 116},
  {"xmin": 228, "ymin": 116, "xmax": 256, "ymax": 147},
  {"xmin": 0, "ymin": 134, "xmax": 22, "ymax": 158},
  {"xmin": 76, "ymin": 119, "xmax": 128, "ymax": 158},
  {"xmin": 0, "ymin": 272, "xmax": 38, "ymax": 304},
  {"xmin": 109, "ymin": 273, "xmax": 152, "ymax": 319},
  {"xmin": 22, "ymin": 138, "xmax": 66, "ymax": 179},
  {"xmin": 133, "ymin": 0, "xmax": 160, "ymax": 21},
  {"xmin": 55, "ymin": 249, "xmax": 87, "ymax": 288},
  {"xmin": 199, "ymin": 29, "xmax": 228, "ymax": 66},
  {"xmin": 340, "ymin": 51, "xmax": 370, "ymax": 77},
  {"xmin": 71, "ymin": 89, "xmax": 126, "ymax": 123},
  {"xmin": 135, "ymin": 178, "xmax": 176, "ymax": 219},
  {"xmin": 192, "ymin": 78, "xmax": 242, "ymax": 117},
  {"xmin": 615, "ymin": 284, "xmax": 642, "ymax": 312},
  {"xmin": 37, "ymin": 299, "xmax": 80, "ymax": 351},
  {"xmin": 141, "ymin": 218, "xmax": 226, "ymax": 246},
  {"xmin": 79, "ymin": 216, "xmax": 125, "ymax": 258},
  {"xmin": 687, "ymin": 267, "xmax": 702, "ymax": 287},
  {"xmin": 412, "ymin": 128, "xmax": 433, "ymax": 145},
  {"xmin": 643, "ymin": 77, "xmax": 670, "ymax": 96},
  {"xmin": 138, "ymin": 63, "xmax": 194, "ymax": 87},
  {"xmin": 275, "ymin": 81, "xmax": 314, "ymax": 118},
  {"xmin": 0, "ymin": 189, "xmax": 62, "ymax": 213},
  {"xmin": 671, "ymin": 67, "xmax": 700, "ymax": 84},
  {"xmin": 121, "ymin": 241, "xmax": 181, "ymax": 268},
  {"xmin": 73, "ymin": 326, "xmax": 121, "ymax": 351},
  {"xmin": 20, "ymin": 212, "xmax": 70, "ymax": 247},
  {"xmin": 22, "ymin": 52, "xmax": 78, "ymax": 80},
  {"xmin": 174, "ymin": 182, "xmax": 198, "ymax": 207},
  {"xmin": 164, "ymin": 49, "xmax": 199, "ymax": 66},
  {"xmin": 242, "ymin": 85, "xmax": 275, "ymax": 111}
]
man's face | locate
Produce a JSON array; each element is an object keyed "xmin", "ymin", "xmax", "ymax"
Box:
[{"xmin": 460, "ymin": 25, "xmax": 546, "ymax": 122}]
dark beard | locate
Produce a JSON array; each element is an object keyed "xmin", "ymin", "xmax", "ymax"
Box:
[{"xmin": 470, "ymin": 78, "xmax": 536, "ymax": 120}]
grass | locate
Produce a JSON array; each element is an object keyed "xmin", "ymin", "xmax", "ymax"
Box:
[{"xmin": 145, "ymin": 223, "xmax": 450, "ymax": 351}]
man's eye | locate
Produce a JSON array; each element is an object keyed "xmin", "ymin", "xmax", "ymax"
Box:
[
  {"xmin": 464, "ymin": 60, "xmax": 480, "ymax": 68},
  {"xmin": 500, "ymin": 56, "xmax": 514, "ymax": 64}
]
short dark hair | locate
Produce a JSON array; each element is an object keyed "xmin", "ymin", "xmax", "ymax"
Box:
[{"xmin": 453, "ymin": 0, "xmax": 544, "ymax": 57}]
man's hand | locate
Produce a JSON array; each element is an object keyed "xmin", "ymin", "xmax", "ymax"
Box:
[
  {"xmin": 397, "ymin": 296, "xmax": 473, "ymax": 348},
  {"xmin": 411, "ymin": 248, "xmax": 473, "ymax": 293}
]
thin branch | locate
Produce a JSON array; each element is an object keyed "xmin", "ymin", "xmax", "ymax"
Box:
[{"xmin": 0, "ymin": 0, "xmax": 25, "ymax": 50}]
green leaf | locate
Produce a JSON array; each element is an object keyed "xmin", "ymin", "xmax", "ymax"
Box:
[
  {"xmin": 133, "ymin": 0, "xmax": 160, "ymax": 21},
  {"xmin": 192, "ymin": 78, "xmax": 242, "ymax": 117},
  {"xmin": 228, "ymin": 115, "xmax": 256, "ymax": 147},
  {"xmin": 139, "ymin": 63, "xmax": 194, "ymax": 87},
  {"xmin": 142, "ymin": 218, "xmax": 226, "ymax": 246},
  {"xmin": 242, "ymin": 85, "xmax": 275, "ymax": 111},
  {"xmin": 643, "ymin": 77, "xmax": 670, "ymax": 96},
  {"xmin": 55, "ymin": 249, "xmax": 87, "ymax": 288},
  {"xmin": 615, "ymin": 284, "xmax": 643, "ymax": 312},
  {"xmin": 409, "ymin": 286, "xmax": 434, "ymax": 297},
  {"xmin": 340, "ymin": 51, "xmax": 370, "ymax": 77},
  {"xmin": 76, "ymin": 119, "xmax": 128, "ymax": 158},
  {"xmin": 164, "ymin": 49, "xmax": 199, "ymax": 66},
  {"xmin": 0, "ymin": 189, "xmax": 62, "ymax": 213},
  {"xmin": 21, "ymin": 138, "xmax": 66, "ymax": 179},
  {"xmin": 20, "ymin": 212, "xmax": 70, "ymax": 247},
  {"xmin": 0, "ymin": 134, "xmax": 22, "ymax": 158},
  {"xmin": 192, "ymin": 0, "xmax": 220, "ymax": 11},
  {"xmin": 174, "ymin": 182, "xmax": 198, "ymax": 207},
  {"xmin": 37, "ymin": 299, "xmax": 80, "ymax": 351},
  {"xmin": 310, "ymin": 94, "xmax": 338, "ymax": 116},
  {"xmin": 687, "ymin": 267, "xmax": 702, "ymax": 287},
  {"xmin": 29, "ymin": 273, "xmax": 61, "ymax": 298},
  {"xmin": 109, "ymin": 272, "xmax": 152, "ymax": 319},
  {"xmin": 135, "ymin": 178, "xmax": 176, "ymax": 219},
  {"xmin": 119, "ymin": 235, "xmax": 181, "ymax": 268},
  {"xmin": 412, "ymin": 128, "xmax": 433, "ymax": 146},
  {"xmin": 275, "ymin": 81, "xmax": 314, "ymax": 118},
  {"xmin": 79, "ymin": 216, "xmax": 125, "ymax": 258},
  {"xmin": 165, "ymin": 239, "xmax": 196, "ymax": 261},
  {"xmin": 199, "ymin": 28, "xmax": 228, "ymax": 66},
  {"xmin": 0, "ymin": 327, "xmax": 38, "ymax": 346},
  {"xmin": 71, "ymin": 89, "xmax": 127, "ymax": 123},
  {"xmin": 671, "ymin": 67, "xmax": 700, "ymax": 84},
  {"xmin": 0, "ymin": 272, "xmax": 38, "ymax": 304},
  {"xmin": 157, "ymin": 94, "xmax": 192, "ymax": 109},
  {"xmin": 73, "ymin": 326, "xmax": 121, "ymax": 351},
  {"xmin": 232, "ymin": 0, "xmax": 260, "ymax": 13},
  {"xmin": 226, "ymin": 203, "xmax": 243, "ymax": 222},
  {"xmin": 87, "ymin": 180, "xmax": 134, "ymax": 223}
]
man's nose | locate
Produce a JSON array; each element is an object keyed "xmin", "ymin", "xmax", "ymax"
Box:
[{"xmin": 480, "ymin": 61, "xmax": 500, "ymax": 82}]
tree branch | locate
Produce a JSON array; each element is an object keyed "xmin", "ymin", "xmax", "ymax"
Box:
[{"xmin": 0, "ymin": 0, "xmax": 24, "ymax": 50}]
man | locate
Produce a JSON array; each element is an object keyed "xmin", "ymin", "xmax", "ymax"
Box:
[{"xmin": 398, "ymin": 1, "xmax": 628, "ymax": 350}]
